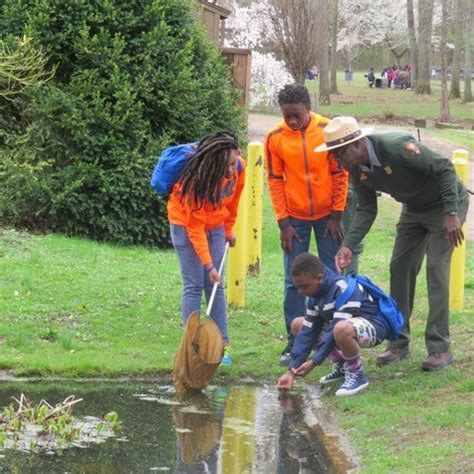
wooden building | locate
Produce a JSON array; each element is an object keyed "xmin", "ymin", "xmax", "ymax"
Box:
[
  {"xmin": 196, "ymin": 0, "xmax": 251, "ymax": 108},
  {"xmin": 196, "ymin": 0, "xmax": 231, "ymax": 47}
]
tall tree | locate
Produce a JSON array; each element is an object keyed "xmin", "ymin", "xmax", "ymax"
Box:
[
  {"xmin": 464, "ymin": 0, "xmax": 473, "ymax": 102},
  {"xmin": 319, "ymin": 0, "xmax": 331, "ymax": 105},
  {"xmin": 439, "ymin": 0, "xmax": 450, "ymax": 121},
  {"xmin": 261, "ymin": 0, "xmax": 325, "ymax": 84},
  {"xmin": 449, "ymin": 0, "xmax": 464, "ymax": 99},
  {"xmin": 416, "ymin": 0, "xmax": 435, "ymax": 94},
  {"xmin": 407, "ymin": 0, "xmax": 418, "ymax": 88},
  {"xmin": 329, "ymin": 0, "xmax": 340, "ymax": 94}
]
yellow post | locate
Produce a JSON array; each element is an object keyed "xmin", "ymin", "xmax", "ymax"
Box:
[
  {"xmin": 449, "ymin": 149, "xmax": 469, "ymax": 310},
  {"xmin": 227, "ymin": 179, "xmax": 248, "ymax": 307},
  {"xmin": 246, "ymin": 142, "xmax": 264, "ymax": 276}
]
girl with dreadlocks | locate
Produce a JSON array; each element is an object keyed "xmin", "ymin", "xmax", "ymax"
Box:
[{"xmin": 167, "ymin": 131, "xmax": 246, "ymax": 365}]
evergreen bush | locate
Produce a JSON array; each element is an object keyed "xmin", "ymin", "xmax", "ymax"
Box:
[{"xmin": 0, "ymin": 0, "xmax": 244, "ymax": 245}]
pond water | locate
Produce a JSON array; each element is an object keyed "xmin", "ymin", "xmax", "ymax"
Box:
[{"xmin": 0, "ymin": 381, "xmax": 348, "ymax": 473}]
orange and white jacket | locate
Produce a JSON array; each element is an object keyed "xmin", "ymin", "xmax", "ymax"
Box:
[
  {"xmin": 265, "ymin": 112, "xmax": 348, "ymax": 226},
  {"xmin": 167, "ymin": 157, "xmax": 246, "ymax": 267}
]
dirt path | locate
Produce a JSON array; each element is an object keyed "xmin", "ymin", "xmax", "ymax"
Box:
[{"xmin": 248, "ymin": 113, "xmax": 474, "ymax": 241}]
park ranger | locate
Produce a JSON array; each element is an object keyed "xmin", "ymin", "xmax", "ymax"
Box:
[{"xmin": 315, "ymin": 116, "xmax": 469, "ymax": 371}]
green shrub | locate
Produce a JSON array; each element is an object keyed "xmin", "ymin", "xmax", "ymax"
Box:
[{"xmin": 0, "ymin": 0, "xmax": 245, "ymax": 245}]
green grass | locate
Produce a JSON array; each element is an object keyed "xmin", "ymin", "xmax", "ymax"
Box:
[
  {"xmin": 303, "ymin": 71, "xmax": 474, "ymax": 123},
  {"xmin": 0, "ymin": 191, "xmax": 473, "ymax": 471},
  {"xmin": 423, "ymin": 128, "xmax": 474, "ymax": 151}
]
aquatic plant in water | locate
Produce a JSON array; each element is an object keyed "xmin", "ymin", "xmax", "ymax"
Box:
[{"xmin": 0, "ymin": 394, "xmax": 121, "ymax": 453}]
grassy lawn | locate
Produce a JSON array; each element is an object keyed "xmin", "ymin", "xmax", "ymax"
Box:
[
  {"xmin": 0, "ymin": 69, "xmax": 472, "ymax": 471},
  {"xmin": 0, "ymin": 190, "xmax": 473, "ymax": 471},
  {"xmin": 305, "ymin": 71, "xmax": 474, "ymax": 124}
]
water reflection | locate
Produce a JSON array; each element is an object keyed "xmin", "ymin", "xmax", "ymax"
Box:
[
  {"xmin": 175, "ymin": 387, "xmax": 332, "ymax": 473},
  {"xmin": 0, "ymin": 382, "xmax": 338, "ymax": 473},
  {"xmin": 173, "ymin": 390, "xmax": 224, "ymax": 473}
]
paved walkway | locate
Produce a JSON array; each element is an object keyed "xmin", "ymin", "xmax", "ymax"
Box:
[{"xmin": 248, "ymin": 113, "xmax": 474, "ymax": 241}]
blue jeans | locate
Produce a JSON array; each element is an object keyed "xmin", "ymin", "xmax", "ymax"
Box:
[
  {"xmin": 170, "ymin": 225, "xmax": 228, "ymax": 343},
  {"xmin": 283, "ymin": 216, "xmax": 340, "ymax": 339}
]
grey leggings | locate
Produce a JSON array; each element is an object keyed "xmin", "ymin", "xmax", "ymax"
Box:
[{"xmin": 170, "ymin": 224, "xmax": 228, "ymax": 343}]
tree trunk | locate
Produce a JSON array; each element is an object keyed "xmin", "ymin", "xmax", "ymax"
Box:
[
  {"xmin": 449, "ymin": 0, "xmax": 463, "ymax": 99},
  {"xmin": 262, "ymin": 0, "xmax": 326, "ymax": 87},
  {"xmin": 407, "ymin": 0, "xmax": 418, "ymax": 89},
  {"xmin": 415, "ymin": 0, "xmax": 434, "ymax": 95},
  {"xmin": 439, "ymin": 0, "xmax": 450, "ymax": 121},
  {"xmin": 329, "ymin": 0, "xmax": 340, "ymax": 94},
  {"xmin": 319, "ymin": 1, "xmax": 330, "ymax": 105},
  {"xmin": 464, "ymin": 0, "xmax": 473, "ymax": 102}
]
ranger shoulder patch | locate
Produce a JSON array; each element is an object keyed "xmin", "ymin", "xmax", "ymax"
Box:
[{"xmin": 404, "ymin": 142, "xmax": 421, "ymax": 156}]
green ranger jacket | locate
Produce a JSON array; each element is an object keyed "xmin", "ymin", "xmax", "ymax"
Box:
[{"xmin": 343, "ymin": 132, "xmax": 467, "ymax": 250}]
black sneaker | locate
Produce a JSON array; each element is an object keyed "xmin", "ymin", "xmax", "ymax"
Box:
[
  {"xmin": 279, "ymin": 344, "xmax": 292, "ymax": 366},
  {"xmin": 319, "ymin": 362, "xmax": 345, "ymax": 385}
]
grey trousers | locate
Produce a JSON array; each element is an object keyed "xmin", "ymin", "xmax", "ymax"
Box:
[{"xmin": 389, "ymin": 191, "xmax": 469, "ymax": 353}]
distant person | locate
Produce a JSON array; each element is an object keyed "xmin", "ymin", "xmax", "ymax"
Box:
[
  {"xmin": 277, "ymin": 254, "xmax": 396, "ymax": 397},
  {"xmin": 315, "ymin": 116, "xmax": 469, "ymax": 371},
  {"xmin": 393, "ymin": 68, "xmax": 401, "ymax": 88},
  {"xmin": 366, "ymin": 67, "xmax": 375, "ymax": 87},
  {"xmin": 264, "ymin": 84, "xmax": 348, "ymax": 366},
  {"xmin": 344, "ymin": 68, "xmax": 353, "ymax": 86},
  {"xmin": 387, "ymin": 68, "xmax": 395, "ymax": 88},
  {"xmin": 167, "ymin": 131, "xmax": 246, "ymax": 366}
]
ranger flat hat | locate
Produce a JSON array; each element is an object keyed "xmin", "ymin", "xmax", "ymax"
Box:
[{"xmin": 314, "ymin": 116, "xmax": 374, "ymax": 152}]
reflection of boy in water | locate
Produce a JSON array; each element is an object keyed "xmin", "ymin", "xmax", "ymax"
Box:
[{"xmin": 173, "ymin": 389, "xmax": 227, "ymax": 473}]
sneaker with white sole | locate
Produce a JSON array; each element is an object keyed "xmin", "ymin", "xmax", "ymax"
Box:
[
  {"xmin": 319, "ymin": 362, "xmax": 345, "ymax": 385},
  {"xmin": 335, "ymin": 370, "xmax": 369, "ymax": 397}
]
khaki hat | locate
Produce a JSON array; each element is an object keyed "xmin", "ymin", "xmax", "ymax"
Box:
[{"xmin": 314, "ymin": 116, "xmax": 374, "ymax": 152}]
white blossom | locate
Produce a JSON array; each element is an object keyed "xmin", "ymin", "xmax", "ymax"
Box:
[{"xmin": 225, "ymin": 0, "xmax": 292, "ymax": 108}]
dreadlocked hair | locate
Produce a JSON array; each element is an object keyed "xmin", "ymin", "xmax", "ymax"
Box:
[{"xmin": 179, "ymin": 131, "xmax": 240, "ymax": 208}]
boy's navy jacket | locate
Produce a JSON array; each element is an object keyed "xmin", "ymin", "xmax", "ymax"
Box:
[{"xmin": 288, "ymin": 267, "xmax": 390, "ymax": 370}]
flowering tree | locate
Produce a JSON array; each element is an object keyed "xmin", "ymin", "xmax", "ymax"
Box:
[
  {"xmin": 225, "ymin": 1, "xmax": 292, "ymax": 108},
  {"xmin": 338, "ymin": 0, "xmax": 408, "ymax": 68}
]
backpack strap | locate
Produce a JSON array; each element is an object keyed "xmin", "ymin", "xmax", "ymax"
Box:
[
  {"xmin": 237, "ymin": 157, "xmax": 243, "ymax": 174},
  {"xmin": 334, "ymin": 277, "xmax": 357, "ymax": 310}
]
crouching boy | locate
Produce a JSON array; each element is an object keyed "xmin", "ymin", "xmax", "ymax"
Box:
[{"xmin": 277, "ymin": 253, "xmax": 402, "ymax": 397}]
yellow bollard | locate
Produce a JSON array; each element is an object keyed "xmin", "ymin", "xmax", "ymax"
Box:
[
  {"xmin": 246, "ymin": 142, "xmax": 264, "ymax": 276},
  {"xmin": 227, "ymin": 177, "xmax": 248, "ymax": 308},
  {"xmin": 449, "ymin": 150, "xmax": 469, "ymax": 310}
]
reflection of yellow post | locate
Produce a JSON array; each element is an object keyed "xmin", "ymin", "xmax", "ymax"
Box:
[
  {"xmin": 227, "ymin": 183, "xmax": 248, "ymax": 308},
  {"xmin": 246, "ymin": 142, "xmax": 264, "ymax": 276},
  {"xmin": 450, "ymin": 149, "xmax": 469, "ymax": 310},
  {"xmin": 220, "ymin": 387, "xmax": 256, "ymax": 473}
]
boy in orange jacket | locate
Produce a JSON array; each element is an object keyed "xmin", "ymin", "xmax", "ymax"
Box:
[{"xmin": 265, "ymin": 84, "xmax": 348, "ymax": 366}]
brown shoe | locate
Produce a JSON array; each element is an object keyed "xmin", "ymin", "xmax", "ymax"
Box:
[
  {"xmin": 421, "ymin": 352, "xmax": 453, "ymax": 371},
  {"xmin": 376, "ymin": 347, "xmax": 411, "ymax": 366}
]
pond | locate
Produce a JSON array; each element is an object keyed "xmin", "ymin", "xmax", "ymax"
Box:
[{"xmin": 0, "ymin": 380, "xmax": 353, "ymax": 473}]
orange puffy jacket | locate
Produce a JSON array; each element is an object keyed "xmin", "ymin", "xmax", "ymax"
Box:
[
  {"xmin": 167, "ymin": 157, "xmax": 246, "ymax": 267},
  {"xmin": 265, "ymin": 112, "xmax": 348, "ymax": 225}
]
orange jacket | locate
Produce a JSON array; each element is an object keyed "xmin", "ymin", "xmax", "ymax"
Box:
[
  {"xmin": 167, "ymin": 157, "xmax": 246, "ymax": 266},
  {"xmin": 265, "ymin": 112, "xmax": 348, "ymax": 225}
]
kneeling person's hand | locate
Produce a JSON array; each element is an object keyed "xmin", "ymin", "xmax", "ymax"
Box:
[{"xmin": 277, "ymin": 371, "xmax": 295, "ymax": 391}]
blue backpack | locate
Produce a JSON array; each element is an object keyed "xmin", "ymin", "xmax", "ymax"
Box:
[
  {"xmin": 335, "ymin": 275, "xmax": 405, "ymax": 341},
  {"xmin": 150, "ymin": 143, "xmax": 197, "ymax": 197}
]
